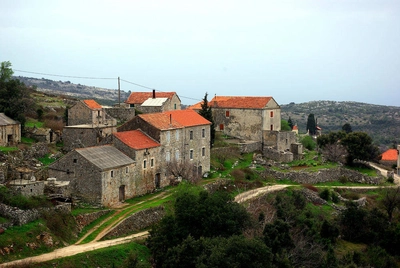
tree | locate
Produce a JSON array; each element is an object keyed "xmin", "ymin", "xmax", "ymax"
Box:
[
  {"xmin": 198, "ymin": 93, "xmax": 215, "ymax": 147},
  {"xmin": 341, "ymin": 132, "xmax": 380, "ymax": 165},
  {"xmin": 281, "ymin": 119, "xmax": 291, "ymax": 131},
  {"xmin": 0, "ymin": 61, "xmax": 30, "ymax": 130},
  {"xmin": 322, "ymin": 142, "xmax": 348, "ymax": 164},
  {"xmin": 342, "ymin": 123, "xmax": 352, "ymax": 133},
  {"xmin": 307, "ymin": 114, "xmax": 316, "ymax": 135},
  {"xmin": 288, "ymin": 116, "xmax": 294, "ymax": 129},
  {"xmin": 301, "ymin": 135, "xmax": 316, "ymax": 151},
  {"xmin": 381, "ymin": 187, "xmax": 400, "ymax": 222},
  {"xmin": 166, "ymin": 159, "xmax": 201, "ymax": 184}
]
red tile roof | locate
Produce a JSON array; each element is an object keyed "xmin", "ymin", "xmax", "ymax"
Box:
[
  {"xmin": 381, "ymin": 149, "xmax": 398, "ymax": 161},
  {"xmin": 83, "ymin": 100, "xmax": 102, "ymax": 109},
  {"xmin": 114, "ymin": 130, "xmax": 160, "ymax": 150},
  {"xmin": 139, "ymin": 109, "xmax": 211, "ymax": 130},
  {"xmin": 125, "ymin": 92, "xmax": 176, "ymax": 104},
  {"xmin": 189, "ymin": 96, "xmax": 273, "ymax": 109}
]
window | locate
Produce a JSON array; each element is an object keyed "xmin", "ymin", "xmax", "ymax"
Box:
[
  {"xmin": 143, "ymin": 160, "xmax": 147, "ymax": 169},
  {"xmin": 73, "ymin": 159, "xmax": 77, "ymax": 163},
  {"xmin": 176, "ymin": 129, "xmax": 180, "ymax": 141},
  {"xmin": 226, "ymin": 110, "xmax": 230, "ymax": 117},
  {"xmin": 151, "ymin": 158, "xmax": 154, "ymax": 168},
  {"xmin": 175, "ymin": 150, "xmax": 180, "ymax": 160},
  {"xmin": 202, "ymin": 128, "xmax": 205, "ymax": 138},
  {"xmin": 202, "ymin": 147, "xmax": 205, "ymax": 157},
  {"xmin": 166, "ymin": 152, "xmax": 170, "ymax": 162},
  {"xmin": 190, "ymin": 149, "xmax": 194, "ymax": 160},
  {"xmin": 126, "ymin": 167, "xmax": 129, "ymax": 173},
  {"xmin": 190, "ymin": 130, "xmax": 193, "ymax": 140},
  {"xmin": 270, "ymin": 124, "xmax": 273, "ymax": 131},
  {"xmin": 174, "ymin": 103, "xmax": 177, "ymax": 109},
  {"xmin": 166, "ymin": 131, "xmax": 170, "ymax": 143},
  {"xmin": 219, "ymin": 124, "xmax": 224, "ymax": 130},
  {"xmin": 111, "ymin": 170, "xmax": 114, "ymax": 177},
  {"xmin": 270, "ymin": 111, "xmax": 274, "ymax": 117}
]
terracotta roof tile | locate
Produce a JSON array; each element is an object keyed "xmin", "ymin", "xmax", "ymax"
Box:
[
  {"xmin": 125, "ymin": 92, "xmax": 176, "ymax": 104},
  {"xmin": 381, "ymin": 149, "xmax": 398, "ymax": 161},
  {"xmin": 83, "ymin": 100, "xmax": 102, "ymax": 109},
  {"xmin": 139, "ymin": 109, "xmax": 211, "ymax": 130},
  {"xmin": 114, "ymin": 130, "xmax": 160, "ymax": 150},
  {"xmin": 189, "ymin": 96, "xmax": 273, "ymax": 109}
]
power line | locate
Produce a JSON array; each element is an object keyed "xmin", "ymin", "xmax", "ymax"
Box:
[
  {"xmin": 14, "ymin": 69, "xmax": 116, "ymax": 80},
  {"xmin": 14, "ymin": 69, "xmax": 202, "ymax": 102}
]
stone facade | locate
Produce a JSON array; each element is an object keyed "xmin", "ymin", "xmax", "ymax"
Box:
[
  {"xmin": 398, "ymin": 145, "xmax": 400, "ymax": 175},
  {"xmin": 62, "ymin": 124, "xmax": 115, "ymax": 151},
  {"xmin": 48, "ymin": 146, "xmax": 137, "ymax": 207},
  {"xmin": 0, "ymin": 113, "xmax": 21, "ymax": 146},
  {"xmin": 104, "ymin": 107, "xmax": 136, "ymax": 124},
  {"xmin": 8, "ymin": 180, "xmax": 45, "ymax": 197},
  {"xmin": 125, "ymin": 91, "xmax": 181, "ymax": 112},
  {"xmin": 68, "ymin": 100, "xmax": 115, "ymax": 126}
]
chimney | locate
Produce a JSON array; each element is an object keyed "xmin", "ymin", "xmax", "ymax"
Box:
[{"xmin": 152, "ymin": 89, "xmax": 156, "ymax": 99}]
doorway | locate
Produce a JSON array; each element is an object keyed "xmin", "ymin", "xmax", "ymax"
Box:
[
  {"xmin": 155, "ymin": 173, "xmax": 161, "ymax": 188},
  {"xmin": 119, "ymin": 185, "xmax": 125, "ymax": 202}
]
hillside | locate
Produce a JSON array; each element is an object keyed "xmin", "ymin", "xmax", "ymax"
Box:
[
  {"xmin": 281, "ymin": 101, "xmax": 400, "ymax": 149},
  {"xmin": 15, "ymin": 76, "xmax": 130, "ymax": 106}
]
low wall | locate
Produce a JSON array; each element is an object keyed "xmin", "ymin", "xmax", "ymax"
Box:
[
  {"xmin": 263, "ymin": 167, "xmax": 384, "ymax": 185},
  {"xmin": 103, "ymin": 206, "xmax": 165, "ymax": 239},
  {"xmin": 238, "ymin": 141, "xmax": 262, "ymax": 153},
  {"xmin": 74, "ymin": 210, "xmax": 112, "ymax": 230},
  {"xmin": 263, "ymin": 147, "xmax": 293, "ymax": 163}
]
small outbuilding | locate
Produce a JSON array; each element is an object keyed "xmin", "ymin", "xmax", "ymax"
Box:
[{"xmin": 0, "ymin": 113, "xmax": 21, "ymax": 146}]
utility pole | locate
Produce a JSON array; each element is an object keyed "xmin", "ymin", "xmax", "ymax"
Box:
[{"xmin": 118, "ymin": 77, "xmax": 121, "ymax": 107}]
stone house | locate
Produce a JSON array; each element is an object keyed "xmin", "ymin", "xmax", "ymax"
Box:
[
  {"xmin": 380, "ymin": 148, "xmax": 398, "ymax": 167},
  {"xmin": 64, "ymin": 100, "xmax": 117, "ymax": 151},
  {"xmin": 0, "ymin": 113, "xmax": 21, "ymax": 146},
  {"xmin": 114, "ymin": 129, "xmax": 164, "ymax": 191},
  {"xmin": 397, "ymin": 145, "xmax": 400, "ymax": 175},
  {"xmin": 189, "ymin": 96, "xmax": 300, "ymax": 161},
  {"xmin": 118, "ymin": 109, "xmax": 211, "ymax": 176},
  {"xmin": 124, "ymin": 90, "xmax": 181, "ymax": 112},
  {"xmin": 48, "ymin": 145, "xmax": 136, "ymax": 207},
  {"xmin": 68, "ymin": 99, "xmax": 117, "ymax": 126}
]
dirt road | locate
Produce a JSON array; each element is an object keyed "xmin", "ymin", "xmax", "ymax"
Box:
[{"xmin": 0, "ymin": 231, "xmax": 149, "ymax": 267}]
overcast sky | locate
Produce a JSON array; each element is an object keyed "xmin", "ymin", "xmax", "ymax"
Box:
[{"xmin": 1, "ymin": 0, "xmax": 399, "ymax": 106}]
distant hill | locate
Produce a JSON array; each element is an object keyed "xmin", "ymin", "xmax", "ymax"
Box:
[
  {"xmin": 15, "ymin": 76, "xmax": 130, "ymax": 106},
  {"xmin": 281, "ymin": 101, "xmax": 400, "ymax": 150}
]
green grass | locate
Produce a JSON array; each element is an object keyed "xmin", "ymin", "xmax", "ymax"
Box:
[
  {"xmin": 34, "ymin": 241, "xmax": 151, "ymax": 268},
  {"xmin": 25, "ymin": 120, "xmax": 44, "ymax": 128},
  {"xmin": 21, "ymin": 136, "xmax": 36, "ymax": 144},
  {"xmin": 346, "ymin": 165, "xmax": 378, "ymax": 177},
  {"xmin": 77, "ymin": 210, "xmax": 115, "ymax": 241},
  {"xmin": 38, "ymin": 154, "xmax": 56, "ymax": 165},
  {"xmin": 71, "ymin": 207, "xmax": 108, "ymax": 216},
  {"xmin": 0, "ymin": 146, "xmax": 18, "ymax": 152},
  {"xmin": 315, "ymin": 181, "xmax": 374, "ymax": 187}
]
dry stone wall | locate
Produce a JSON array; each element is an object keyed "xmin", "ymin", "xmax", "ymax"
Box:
[
  {"xmin": 103, "ymin": 206, "xmax": 165, "ymax": 239},
  {"xmin": 74, "ymin": 210, "xmax": 112, "ymax": 230},
  {"xmin": 263, "ymin": 167, "xmax": 384, "ymax": 185}
]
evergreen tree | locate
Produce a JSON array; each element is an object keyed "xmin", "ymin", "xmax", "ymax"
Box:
[
  {"xmin": 342, "ymin": 123, "xmax": 352, "ymax": 133},
  {"xmin": 307, "ymin": 113, "xmax": 316, "ymax": 135},
  {"xmin": 288, "ymin": 116, "xmax": 294, "ymax": 129},
  {"xmin": 198, "ymin": 93, "xmax": 215, "ymax": 147}
]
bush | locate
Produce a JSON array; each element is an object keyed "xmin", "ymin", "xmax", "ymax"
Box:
[
  {"xmin": 301, "ymin": 136, "xmax": 316, "ymax": 151},
  {"xmin": 319, "ymin": 188, "xmax": 331, "ymax": 201}
]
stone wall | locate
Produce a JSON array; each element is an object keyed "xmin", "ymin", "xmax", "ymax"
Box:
[
  {"xmin": 103, "ymin": 206, "xmax": 165, "ymax": 239},
  {"xmin": 238, "ymin": 141, "xmax": 262, "ymax": 153},
  {"xmin": 9, "ymin": 181, "xmax": 45, "ymax": 197},
  {"xmin": 263, "ymin": 147, "xmax": 294, "ymax": 163},
  {"xmin": 74, "ymin": 210, "xmax": 112, "ymax": 230},
  {"xmin": 263, "ymin": 167, "xmax": 384, "ymax": 185},
  {"xmin": 104, "ymin": 107, "xmax": 136, "ymax": 124}
]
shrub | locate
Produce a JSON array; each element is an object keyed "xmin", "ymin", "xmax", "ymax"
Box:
[
  {"xmin": 319, "ymin": 188, "xmax": 331, "ymax": 201},
  {"xmin": 230, "ymin": 169, "xmax": 245, "ymax": 180},
  {"xmin": 301, "ymin": 136, "xmax": 316, "ymax": 151},
  {"xmin": 387, "ymin": 177, "xmax": 394, "ymax": 184}
]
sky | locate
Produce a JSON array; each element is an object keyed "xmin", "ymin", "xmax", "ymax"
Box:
[{"xmin": 1, "ymin": 0, "xmax": 399, "ymax": 106}]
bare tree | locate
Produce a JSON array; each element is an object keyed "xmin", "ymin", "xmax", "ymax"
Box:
[
  {"xmin": 322, "ymin": 142, "xmax": 348, "ymax": 164},
  {"xmin": 166, "ymin": 159, "xmax": 201, "ymax": 184}
]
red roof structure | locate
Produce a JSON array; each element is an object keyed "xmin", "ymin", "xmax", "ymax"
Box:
[
  {"xmin": 381, "ymin": 149, "xmax": 398, "ymax": 161},
  {"xmin": 189, "ymin": 96, "xmax": 274, "ymax": 110},
  {"xmin": 114, "ymin": 130, "xmax": 160, "ymax": 150},
  {"xmin": 139, "ymin": 109, "xmax": 211, "ymax": 130},
  {"xmin": 83, "ymin": 100, "xmax": 102, "ymax": 109},
  {"xmin": 125, "ymin": 92, "xmax": 176, "ymax": 104}
]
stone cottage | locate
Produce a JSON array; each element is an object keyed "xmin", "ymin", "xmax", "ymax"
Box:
[
  {"xmin": 124, "ymin": 90, "xmax": 181, "ymax": 112},
  {"xmin": 0, "ymin": 113, "xmax": 21, "ymax": 146},
  {"xmin": 67, "ymin": 99, "xmax": 117, "ymax": 126},
  {"xmin": 380, "ymin": 148, "xmax": 398, "ymax": 167},
  {"xmin": 118, "ymin": 109, "xmax": 211, "ymax": 176},
  {"xmin": 64, "ymin": 100, "xmax": 117, "ymax": 151},
  {"xmin": 48, "ymin": 145, "xmax": 136, "ymax": 207},
  {"xmin": 189, "ymin": 95, "xmax": 300, "ymax": 162},
  {"xmin": 114, "ymin": 129, "xmax": 164, "ymax": 192}
]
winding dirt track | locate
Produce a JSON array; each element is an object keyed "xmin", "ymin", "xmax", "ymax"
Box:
[{"xmin": 1, "ymin": 163, "xmax": 399, "ymax": 267}]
